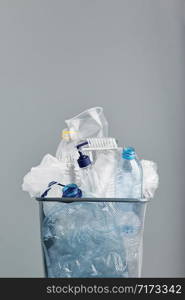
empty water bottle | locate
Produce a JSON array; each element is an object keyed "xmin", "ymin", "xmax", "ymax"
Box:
[{"xmin": 116, "ymin": 147, "xmax": 143, "ymax": 199}]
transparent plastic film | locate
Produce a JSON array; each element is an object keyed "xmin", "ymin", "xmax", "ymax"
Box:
[{"xmin": 65, "ymin": 107, "xmax": 109, "ymax": 141}]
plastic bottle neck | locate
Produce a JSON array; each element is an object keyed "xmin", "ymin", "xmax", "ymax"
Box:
[{"xmin": 122, "ymin": 147, "xmax": 136, "ymax": 160}]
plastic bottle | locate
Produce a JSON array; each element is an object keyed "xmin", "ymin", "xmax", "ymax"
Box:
[
  {"xmin": 116, "ymin": 147, "xmax": 143, "ymax": 199},
  {"xmin": 76, "ymin": 142, "xmax": 100, "ymax": 197},
  {"xmin": 56, "ymin": 129, "xmax": 77, "ymax": 162},
  {"xmin": 56, "ymin": 129, "xmax": 80, "ymax": 185}
]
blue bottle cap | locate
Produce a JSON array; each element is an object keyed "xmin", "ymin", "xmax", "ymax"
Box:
[
  {"xmin": 122, "ymin": 147, "xmax": 136, "ymax": 160},
  {"xmin": 76, "ymin": 141, "xmax": 91, "ymax": 168},
  {"xmin": 62, "ymin": 183, "xmax": 82, "ymax": 198},
  {"xmin": 77, "ymin": 151, "xmax": 91, "ymax": 168}
]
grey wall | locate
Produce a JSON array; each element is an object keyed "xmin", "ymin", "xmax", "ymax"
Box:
[{"xmin": 0, "ymin": 0, "xmax": 185, "ymax": 277}]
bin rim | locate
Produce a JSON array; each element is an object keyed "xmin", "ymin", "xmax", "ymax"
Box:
[{"xmin": 36, "ymin": 197, "xmax": 149, "ymax": 203}]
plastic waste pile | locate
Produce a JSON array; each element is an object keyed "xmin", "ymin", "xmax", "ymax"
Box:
[{"xmin": 22, "ymin": 107, "xmax": 159, "ymax": 278}]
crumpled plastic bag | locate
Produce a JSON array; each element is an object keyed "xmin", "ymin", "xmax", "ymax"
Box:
[
  {"xmin": 56, "ymin": 107, "xmax": 108, "ymax": 168},
  {"xmin": 65, "ymin": 107, "xmax": 108, "ymax": 141},
  {"xmin": 22, "ymin": 154, "xmax": 66, "ymax": 197},
  {"xmin": 141, "ymin": 160, "xmax": 159, "ymax": 198}
]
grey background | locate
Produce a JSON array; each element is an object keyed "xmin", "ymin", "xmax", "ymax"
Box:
[{"xmin": 0, "ymin": 0, "xmax": 185, "ymax": 277}]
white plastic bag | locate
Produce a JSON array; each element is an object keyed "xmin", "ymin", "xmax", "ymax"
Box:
[
  {"xmin": 22, "ymin": 154, "xmax": 66, "ymax": 197},
  {"xmin": 141, "ymin": 160, "xmax": 159, "ymax": 198}
]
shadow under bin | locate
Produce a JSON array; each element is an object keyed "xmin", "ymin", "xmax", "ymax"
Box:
[{"xmin": 36, "ymin": 197, "xmax": 149, "ymax": 278}]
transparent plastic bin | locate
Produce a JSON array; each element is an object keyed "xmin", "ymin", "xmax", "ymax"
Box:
[{"xmin": 36, "ymin": 197, "xmax": 148, "ymax": 278}]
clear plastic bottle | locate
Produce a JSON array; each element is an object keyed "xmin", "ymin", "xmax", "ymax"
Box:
[
  {"xmin": 56, "ymin": 129, "xmax": 77, "ymax": 162},
  {"xmin": 79, "ymin": 164, "xmax": 100, "ymax": 197},
  {"xmin": 77, "ymin": 143, "xmax": 100, "ymax": 197},
  {"xmin": 56, "ymin": 129, "xmax": 80, "ymax": 185},
  {"xmin": 116, "ymin": 147, "xmax": 143, "ymax": 199}
]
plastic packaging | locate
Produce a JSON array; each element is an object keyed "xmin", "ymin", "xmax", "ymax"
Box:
[
  {"xmin": 141, "ymin": 160, "xmax": 159, "ymax": 198},
  {"xmin": 76, "ymin": 142, "xmax": 101, "ymax": 197},
  {"xmin": 65, "ymin": 107, "xmax": 109, "ymax": 141},
  {"xmin": 55, "ymin": 107, "xmax": 109, "ymax": 190},
  {"xmin": 81, "ymin": 138, "xmax": 119, "ymax": 198},
  {"xmin": 85, "ymin": 138, "xmax": 118, "ymax": 150},
  {"xmin": 22, "ymin": 154, "xmax": 67, "ymax": 197},
  {"xmin": 56, "ymin": 107, "xmax": 109, "ymax": 162},
  {"xmin": 22, "ymin": 154, "xmax": 81, "ymax": 216}
]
